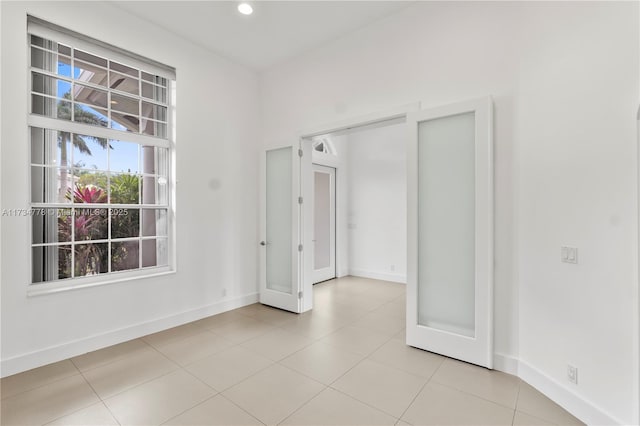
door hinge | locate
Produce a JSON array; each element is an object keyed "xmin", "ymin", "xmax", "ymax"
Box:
[
  {"xmin": 298, "ymin": 291, "xmax": 303, "ymax": 299},
  {"xmin": 298, "ymin": 149, "xmax": 303, "ymax": 157},
  {"xmin": 298, "ymin": 244, "xmax": 303, "ymax": 252},
  {"xmin": 298, "ymin": 196, "xmax": 303, "ymax": 204}
]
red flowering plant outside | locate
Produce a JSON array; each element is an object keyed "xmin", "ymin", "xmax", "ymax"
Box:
[
  {"xmin": 59, "ymin": 184, "xmax": 108, "ymax": 276},
  {"xmin": 57, "ymin": 173, "xmax": 141, "ymax": 277}
]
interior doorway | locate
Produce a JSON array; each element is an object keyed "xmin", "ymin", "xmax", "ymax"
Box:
[
  {"xmin": 312, "ymin": 164, "xmax": 336, "ymax": 283},
  {"xmin": 306, "ymin": 120, "xmax": 408, "ymax": 290}
]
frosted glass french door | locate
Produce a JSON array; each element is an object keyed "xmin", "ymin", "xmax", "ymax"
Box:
[
  {"xmin": 312, "ymin": 164, "xmax": 336, "ymax": 284},
  {"xmin": 259, "ymin": 145, "xmax": 302, "ymax": 313},
  {"xmin": 406, "ymin": 97, "xmax": 493, "ymax": 368}
]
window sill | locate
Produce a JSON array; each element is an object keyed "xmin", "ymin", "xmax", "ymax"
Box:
[{"xmin": 27, "ymin": 267, "xmax": 176, "ymax": 297}]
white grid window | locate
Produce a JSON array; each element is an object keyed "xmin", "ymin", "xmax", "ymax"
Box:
[{"xmin": 28, "ymin": 17, "xmax": 175, "ymax": 286}]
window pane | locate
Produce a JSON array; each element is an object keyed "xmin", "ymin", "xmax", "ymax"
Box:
[
  {"xmin": 110, "ymin": 111, "xmax": 139, "ymax": 133},
  {"xmin": 111, "ymin": 93, "xmax": 139, "ymax": 115},
  {"xmin": 141, "ymin": 102, "xmax": 166, "ymax": 122},
  {"xmin": 74, "ymin": 84, "xmax": 108, "ymax": 108},
  {"xmin": 110, "ymin": 61, "xmax": 138, "ymax": 78},
  {"xmin": 74, "ymin": 103, "xmax": 109, "ymax": 128},
  {"xmin": 32, "ymin": 166, "xmax": 72, "ymax": 204},
  {"xmin": 74, "ymin": 207, "xmax": 108, "ymax": 241},
  {"xmin": 109, "ymin": 71, "xmax": 138, "ymax": 95},
  {"xmin": 71, "ymin": 172, "xmax": 108, "ymax": 203},
  {"xmin": 31, "ymin": 47, "xmax": 72, "ymax": 78},
  {"xmin": 156, "ymin": 148, "xmax": 169, "ymax": 177},
  {"xmin": 111, "ymin": 208, "xmax": 139, "ymax": 238},
  {"xmin": 141, "ymin": 146, "xmax": 156, "ymax": 174},
  {"xmin": 141, "ymin": 239, "xmax": 157, "ymax": 268},
  {"xmin": 32, "ymin": 94, "xmax": 71, "ymax": 120},
  {"xmin": 141, "ymin": 238, "xmax": 168, "ymax": 268},
  {"xmin": 32, "ymin": 72, "xmax": 71, "ymax": 98},
  {"xmin": 31, "ymin": 127, "xmax": 70, "ymax": 167},
  {"xmin": 32, "ymin": 245, "xmax": 72, "ymax": 283},
  {"xmin": 31, "ymin": 35, "xmax": 54, "ymax": 50},
  {"xmin": 141, "ymin": 120, "xmax": 167, "ymax": 138},
  {"xmin": 72, "ymin": 134, "xmax": 108, "ymax": 170},
  {"xmin": 112, "ymin": 240, "xmax": 139, "ymax": 271},
  {"xmin": 74, "ymin": 49, "xmax": 107, "ymax": 68},
  {"xmin": 110, "ymin": 140, "xmax": 139, "ymax": 174},
  {"xmin": 58, "ymin": 44, "xmax": 71, "ymax": 56},
  {"xmin": 141, "ymin": 208, "xmax": 167, "ymax": 237},
  {"xmin": 141, "ymin": 82, "xmax": 167, "ymax": 103},
  {"xmin": 74, "ymin": 242, "xmax": 108, "ymax": 276},
  {"xmin": 141, "ymin": 176, "xmax": 168, "ymax": 205},
  {"xmin": 32, "ymin": 208, "xmax": 72, "ymax": 244},
  {"xmin": 140, "ymin": 175, "xmax": 156, "ymax": 204},
  {"xmin": 110, "ymin": 173, "xmax": 140, "ymax": 204},
  {"xmin": 73, "ymin": 59, "xmax": 107, "ymax": 87}
]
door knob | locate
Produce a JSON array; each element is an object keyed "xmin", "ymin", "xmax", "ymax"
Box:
[{"xmin": 260, "ymin": 241, "xmax": 266, "ymax": 246}]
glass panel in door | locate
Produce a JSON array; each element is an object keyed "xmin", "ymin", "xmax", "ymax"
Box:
[
  {"xmin": 417, "ymin": 112, "xmax": 475, "ymax": 337},
  {"xmin": 266, "ymin": 147, "xmax": 293, "ymax": 294},
  {"xmin": 313, "ymin": 171, "xmax": 331, "ymax": 270}
]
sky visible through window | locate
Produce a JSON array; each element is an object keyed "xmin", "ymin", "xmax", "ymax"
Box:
[{"xmin": 56, "ymin": 61, "xmax": 141, "ymax": 173}]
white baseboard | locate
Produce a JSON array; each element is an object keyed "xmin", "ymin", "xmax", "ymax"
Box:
[
  {"xmin": 493, "ymin": 352, "xmax": 519, "ymax": 375},
  {"xmin": 348, "ymin": 268, "xmax": 406, "ymax": 284},
  {"xmin": 510, "ymin": 358, "xmax": 623, "ymax": 425},
  {"xmin": 1, "ymin": 292, "xmax": 258, "ymax": 378}
]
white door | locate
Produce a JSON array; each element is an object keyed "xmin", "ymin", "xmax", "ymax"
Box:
[
  {"xmin": 259, "ymin": 145, "xmax": 302, "ymax": 313},
  {"xmin": 406, "ymin": 97, "xmax": 494, "ymax": 368},
  {"xmin": 312, "ymin": 164, "xmax": 336, "ymax": 284}
]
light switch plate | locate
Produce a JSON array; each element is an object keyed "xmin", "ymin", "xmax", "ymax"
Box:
[{"xmin": 561, "ymin": 246, "xmax": 578, "ymax": 264}]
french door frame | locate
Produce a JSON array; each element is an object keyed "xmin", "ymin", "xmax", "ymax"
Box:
[
  {"xmin": 259, "ymin": 143, "xmax": 303, "ymax": 313},
  {"xmin": 406, "ymin": 96, "xmax": 494, "ymax": 368}
]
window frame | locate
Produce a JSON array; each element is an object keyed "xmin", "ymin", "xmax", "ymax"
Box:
[{"xmin": 26, "ymin": 17, "xmax": 176, "ymax": 296}]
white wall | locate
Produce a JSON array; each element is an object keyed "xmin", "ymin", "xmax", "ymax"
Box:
[
  {"xmin": 260, "ymin": 2, "xmax": 638, "ymax": 424},
  {"xmin": 1, "ymin": 1, "xmax": 261, "ymax": 375},
  {"xmin": 346, "ymin": 123, "xmax": 406, "ymax": 283}
]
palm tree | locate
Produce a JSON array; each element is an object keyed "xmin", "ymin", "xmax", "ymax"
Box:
[{"xmin": 57, "ymin": 91, "xmax": 109, "ymax": 200}]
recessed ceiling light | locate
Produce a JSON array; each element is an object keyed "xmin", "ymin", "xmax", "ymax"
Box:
[{"xmin": 238, "ymin": 3, "xmax": 253, "ymax": 15}]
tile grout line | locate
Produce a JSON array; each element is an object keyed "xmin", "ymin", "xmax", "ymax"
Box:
[
  {"xmin": 217, "ymin": 393, "xmax": 268, "ymax": 426},
  {"xmin": 158, "ymin": 393, "xmax": 220, "ymax": 426},
  {"xmin": 396, "ymin": 379, "xmax": 428, "ymax": 425},
  {"xmin": 69, "ymin": 339, "xmax": 153, "ymax": 374},
  {"xmin": 220, "ymin": 362, "xmax": 327, "ymax": 426},
  {"xmin": 429, "ymin": 378, "xmax": 519, "ymax": 412},
  {"xmin": 511, "ymin": 381, "xmax": 522, "ymax": 426},
  {"xmin": 0, "ymin": 369, "xmax": 83, "ymax": 403},
  {"xmin": 393, "ymin": 350, "xmax": 447, "ymax": 424},
  {"xmin": 42, "ymin": 368, "xmax": 121, "ymax": 426},
  {"xmin": 328, "ymin": 384, "xmax": 401, "ymax": 421},
  {"xmin": 388, "ymin": 346, "xmax": 444, "ymax": 424},
  {"xmin": 276, "ymin": 384, "xmax": 331, "ymax": 425}
]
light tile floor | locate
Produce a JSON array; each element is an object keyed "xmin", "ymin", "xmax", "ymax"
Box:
[{"xmin": 1, "ymin": 276, "xmax": 584, "ymax": 426}]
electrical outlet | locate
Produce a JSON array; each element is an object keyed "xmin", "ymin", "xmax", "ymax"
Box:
[
  {"xmin": 222, "ymin": 288, "xmax": 227, "ymax": 297},
  {"xmin": 567, "ymin": 364, "xmax": 578, "ymax": 384},
  {"xmin": 390, "ymin": 264, "xmax": 395, "ymax": 272}
]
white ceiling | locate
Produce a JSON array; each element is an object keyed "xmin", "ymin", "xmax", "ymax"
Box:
[{"xmin": 112, "ymin": 1, "xmax": 412, "ymax": 70}]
